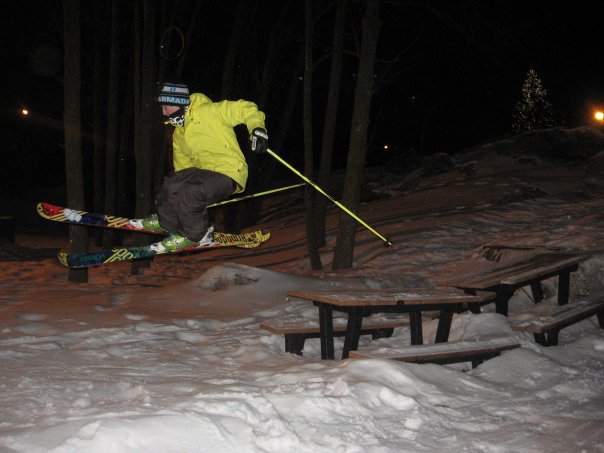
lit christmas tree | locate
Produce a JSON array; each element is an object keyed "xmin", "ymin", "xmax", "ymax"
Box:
[{"xmin": 512, "ymin": 68, "xmax": 555, "ymax": 133}]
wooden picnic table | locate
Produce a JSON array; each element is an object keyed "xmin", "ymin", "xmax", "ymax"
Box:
[
  {"xmin": 437, "ymin": 248, "xmax": 591, "ymax": 316},
  {"xmin": 287, "ymin": 289, "xmax": 496, "ymax": 360}
]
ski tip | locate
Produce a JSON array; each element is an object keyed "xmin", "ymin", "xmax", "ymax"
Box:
[
  {"xmin": 37, "ymin": 202, "xmax": 65, "ymax": 221},
  {"xmin": 57, "ymin": 252, "xmax": 70, "ymax": 267},
  {"xmin": 37, "ymin": 202, "xmax": 51, "ymax": 219},
  {"xmin": 57, "ymin": 252, "xmax": 84, "ymax": 268},
  {"xmin": 236, "ymin": 231, "xmax": 271, "ymax": 248}
]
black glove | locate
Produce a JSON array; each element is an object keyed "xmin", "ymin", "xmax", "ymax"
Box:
[{"xmin": 250, "ymin": 128, "xmax": 269, "ymax": 154}]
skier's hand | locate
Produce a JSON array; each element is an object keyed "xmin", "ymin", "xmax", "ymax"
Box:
[{"xmin": 250, "ymin": 128, "xmax": 269, "ymax": 154}]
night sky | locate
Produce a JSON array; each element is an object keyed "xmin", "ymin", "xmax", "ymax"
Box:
[{"xmin": 2, "ymin": 1, "xmax": 603, "ymax": 201}]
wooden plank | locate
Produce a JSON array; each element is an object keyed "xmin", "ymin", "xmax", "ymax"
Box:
[
  {"xmin": 500, "ymin": 255, "xmax": 587, "ymax": 285},
  {"xmin": 481, "ymin": 244, "xmax": 567, "ymax": 253},
  {"xmin": 260, "ymin": 317, "xmax": 409, "ymax": 335},
  {"xmin": 511, "ymin": 294, "xmax": 604, "ymax": 334},
  {"xmin": 474, "ymin": 254, "xmax": 578, "ymax": 287},
  {"xmin": 438, "ymin": 253, "xmax": 590, "ymax": 289},
  {"xmin": 287, "ymin": 289, "xmax": 495, "ymax": 307},
  {"xmin": 349, "ymin": 337, "xmax": 520, "ymax": 362}
]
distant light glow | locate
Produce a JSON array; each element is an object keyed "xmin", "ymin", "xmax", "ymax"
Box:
[
  {"xmin": 21, "ymin": 108, "xmax": 29, "ymax": 116},
  {"xmin": 383, "ymin": 144, "xmax": 389, "ymax": 150},
  {"xmin": 595, "ymin": 111, "xmax": 604, "ymax": 122}
]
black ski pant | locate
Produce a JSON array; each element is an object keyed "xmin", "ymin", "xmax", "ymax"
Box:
[{"xmin": 155, "ymin": 168, "xmax": 235, "ymax": 241}]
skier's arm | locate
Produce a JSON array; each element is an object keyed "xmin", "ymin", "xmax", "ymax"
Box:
[
  {"xmin": 215, "ymin": 100, "xmax": 269, "ymax": 154},
  {"xmin": 214, "ymin": 99, "xmax": 266, "ymax": 133}
]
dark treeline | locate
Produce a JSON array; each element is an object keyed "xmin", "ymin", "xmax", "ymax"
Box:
[{"xmin": 8, "ymin": 0, "xmax": 601, "ymax": 280}]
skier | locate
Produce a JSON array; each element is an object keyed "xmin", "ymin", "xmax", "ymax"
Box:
[{"xmin": 131, "ymin": 80, "xmax": 269, "ymax": 252}]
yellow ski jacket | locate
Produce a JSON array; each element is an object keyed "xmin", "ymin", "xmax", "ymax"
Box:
[{"xmin": 171, "ymin": 93, "xmax": 266, "ymax": 193}]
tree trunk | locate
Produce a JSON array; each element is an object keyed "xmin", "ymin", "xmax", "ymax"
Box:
[
  {"xmin": 140, "ymin": 0, "xmax": 159, "ymax": 217},
  {"xmin": 63, "ymin": 0, "xmax": 88, "ymax": 282},
  {"xmin": 102, "ymin": 0, "xmax": 121, "ymax": 249},
  {"xmin": 303, "ymin": 0, "xmax": 323, "ymax": 270},
  {"xmin": 92, "ymin": 0, "xmax": 109, "ymax": 247},
  {"xmin": 132, "ymin": 0, "xmax": 159, "ymax": 222},
  {"xmin": 116, "ymin": 58, "xmax": 134, "ymax": 237},
  {"xmin": 332, "ymin": 0, "xmax": 381, "ymax": 270},
  {"xmin": 133, "ymin": 0, "xmax": 143, "ymax": 219},
  {"xmin": 131, "ymin": 0, "xmax": 159, "ymax": 274},
  {"xmin": 316, "ymin": 0, "xmax": 347, "ymax": 246}
]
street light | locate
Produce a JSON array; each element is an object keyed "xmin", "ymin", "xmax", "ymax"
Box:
[
  {"xmin": 594, "ymin": 110, "xmax": 604, "ymax": 125},
  {"xmin": 18, "ymin": 107, "xmax": 63, "ymax": 130}
]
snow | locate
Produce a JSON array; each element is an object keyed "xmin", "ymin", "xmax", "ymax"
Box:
[{"xmin": 1, "ymin": 128, "xmax": 604, "ymax": 452}]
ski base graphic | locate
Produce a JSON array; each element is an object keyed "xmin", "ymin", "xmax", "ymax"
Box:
[
  {"xmin": 37, "ymin": 202, "xmax": 163, "ymax": 235},
  {"xmin": 58, "ymin": 230, "xmax": 270, "ymax": 268}
]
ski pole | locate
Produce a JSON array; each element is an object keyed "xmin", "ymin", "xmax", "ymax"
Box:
[
  {"xmin": 208, "ymin": 183, "xmax": 305, "ymax": 208},
  {"xmin": 266, "ymin": 148, "xmax": 392, "ymax": 246}
]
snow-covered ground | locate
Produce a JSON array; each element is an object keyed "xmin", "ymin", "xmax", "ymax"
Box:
[{"xmin": 1, "ymin": 128, "xmax": 603, "ymax": 452}]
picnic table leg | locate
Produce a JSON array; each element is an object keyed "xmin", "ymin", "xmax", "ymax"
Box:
[
  {"xmin": 285, "ymin": 334, "xmax": 306, "ymax": 355},
  {"xmin": 557, "ymin": 270, "xmax": 571, "ymax": 306},
  {"xmin": 463, "ymin": 288, "xmax": 481, "ymax": 314},
  {"xmin": 530, "ymin": 282, "xmax": 544, "ymax": 303},
  {"xmin": 545, "ymin": 330, "xmax": 560, "ymax": 346},
  {"xmin": 409, "ymin": 310, "xmax": 423, "ymax": 345},
  {"xmin": 435, "ymin": 308, "xmax": 454, "ymax": 343},
  {"xmin": 316, "ymin": 302, "xmax": 335, "ymax": 360},
  {"xmin": 533, "ymin": 333, "xmax": 548, "ymax": 346},
  {"xmin": 342, "ymin": 307, "xmax": 364, "ymax": 359},
  {"xmin": 495, "ymin": 287, "xmax": 513, "ymax": 316}
]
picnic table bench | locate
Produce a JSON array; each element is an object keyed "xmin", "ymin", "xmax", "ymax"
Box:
[
  {"xmin": 437, "ymin": 246, "xmax": 591, "ymax": 316},
  {"xmin": 260, "ymin": 315, "xmax": 410, "ymax": 355},
  {"xmin": 287, "ymin": 289, "xmax": 496, "ymax": 360},
  {"xmin": 349, "ymin": 336, "xmax": 521, "ymax": 368},
  {"xmin": 511, "ymin": 289, "xmax": 604, "ymax": 346}
]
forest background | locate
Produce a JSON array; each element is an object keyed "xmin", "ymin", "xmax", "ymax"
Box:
[{"xmin": 4, "ymin": 0, "xmax": 603, "ymax": 282}]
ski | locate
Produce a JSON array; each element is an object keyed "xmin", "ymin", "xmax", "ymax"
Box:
[
  {"xmin": 37, "ymin": 185, "xmax": 304, "ymax": 234},
  {"xmin": 37, "ymin": 203, "xmax": 271, "ymax": 268},
  {"xmin": 37, "ymin": 202, "xmax": 165, "ymax": 235},
  {"xmin": 58, "ymin": 230, "xmax": 271, "ymax": 268}
]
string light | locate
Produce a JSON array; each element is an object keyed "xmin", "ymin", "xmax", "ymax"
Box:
[{"xmin": 512, "ymin": 68, "xmax": 554, "ymax": 133}]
